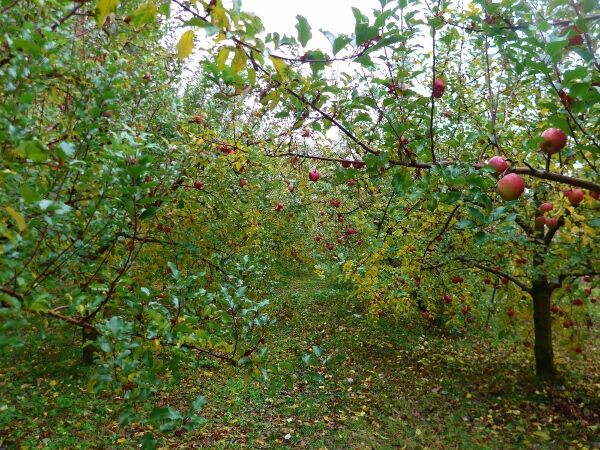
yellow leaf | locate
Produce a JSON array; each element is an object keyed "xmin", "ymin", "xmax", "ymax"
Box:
[
  {"xmin": 96, "ymin": 0, "xmax": 119, "ymax": 26},
  {"xmin": 231, "ymin": 47, "xmax": 246, "ymax": 74},
  {"xmin": 270, "ymin": 56, "xmax": 289, "ymax": 79},
  {"xmin": 5, "ymin": 207, "xmax": 26, "ymax": 232},
  {"xmin": 216, "ymin": 47, "xmax": 230, "ymax": 71},
  {"xmin": 177, "ymin": 30, "xmax": 195, "ymax": 59}
]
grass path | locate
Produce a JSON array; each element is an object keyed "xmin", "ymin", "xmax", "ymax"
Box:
[{"xmin": 1, "ymin": 272, "xmax": 598, "ymax": 449}]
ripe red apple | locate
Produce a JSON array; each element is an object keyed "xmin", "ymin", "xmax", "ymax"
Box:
[
  {"xmin": 443, "ymin": 294, "xmax": 452, "ymax": 304},
  {"xmin": 535, "ymin": 216, "xmax": 547, "ymax": 227},
  {"xmin": 275, "ymin": 202, "xmax": 284, "ymax": 211},
  {"xmin": 563, "ymin": 319, "xmax": 574, "ymax": 329},
  {"xmin": 583, "ymin": 275, "xmax": 591, "ymax": 282},
  {"xmin": 488, "ymin": 156, "xmax": 509, "ymax": 175},
  {"xmin": 194, "ymin": 115, "xmax": 202, "ymax": 124},
  {"xmin": 564, "ymin": 189, "xmax": 584, "ymax": 206},
  {"xmin": 308, "ymin": 169, "xmax": 320, "ymax": 182},
  {"xmin": 352, "ymin": 161, "xmax": 365, "ymax": 169},
  {"xmin": 539, "ymin": 202, "xmax": 553, "ymax": 213},
  {"xmin": 400, "ymin": 136, "xmax": 410, "ymax": 145},
  {"xmin": 157, "ymin": 292, "xmax": 167, "ymax": 299},
  {"xmin": 302, "ymin": 128, "xmax": 311, "ymax": 138},
  {"xmin": 551, "ymin": 304, "xmax": 560, "ymax": 314},
  {"xmin": 326, "ymin": 242, "xmax": 334, "ymax": 251},
  {"xmin": 451, "ymin": 276, "xmax": 464, "ymax": 284},
  {"xmin": 483, "ymin": 278, "xmax": 491, "ymax": 285},
  {"xmin": 356, "ymin": 239, "xmax": 364, "ymax": 246},
  {"xmin": 346, "ymin": 227, "xmax": 358, "ymax": 235},
  {"xmin": 193, "ymin": 180, "xmax": 203, "ymax": 189},
  {"xmin": 497, "ymin": 173, "xmax": 525, "ymax": 200},
  {"xmin": 574, "ymin": 346, "xmax": 583, "ymax": 354},
  {"xmin": 347, "ymin": 179, "xmax": 356, "ymax": 187},
  {"xmin": 288, "ymin": 184, "xmax": 295, "ymax": 193},
  {"xmin": 330, "ymin": 199, "xmax": 341, "ymax": 208},
  {"xmin": 584, "ymin": 287, "xmax": 592, "ymax": 295},
  {"xmin": 421, "ymin": 311, "xmax": 432, "ymax": 321},
  {"xmin": 516, "ymin": 257, "xmax": 527, "ymax": 265},
  {"xmin": 337, "ymin": 214, "xmax": 344, "ymax": 223},
  {"xmin": 341, "ymin": 160, "xmax": 352, "ymax": 168},
  {"xmin": 572, "ymin": 298, "xmax": 584, "ymax": 306},
  {"xmin": 590, "ymin": 191, "xmax": 599, "ymax": 200},
  {"xmin": 540, "ymin": 128, "xmax": 567, "ymax": 155},
  {"xmin": 239, "ymin": 179, "xmax": 248, "ymax": 188},
  {"xmin": 432, "ymin": 77, "xmax": 446, "ymax": 98},
  {"xmin": 545, "ymin": 217, "xmax": 558, "ymax": 228},
  {"xmin": 462, "ymin": 305, "xmax": 471, "ymax": 315},
  {"xmin": 315, "ymin": 235, "xmax": 322, "ymax": 242}
]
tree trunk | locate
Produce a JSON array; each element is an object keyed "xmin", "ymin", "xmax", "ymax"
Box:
[
  {"xmin": 82, "ymin": 327, "xmax": 99, "ymax": 365},
  {"xmin": 531, "ymin": 280, "xmax": 555, "ymax": 379}
]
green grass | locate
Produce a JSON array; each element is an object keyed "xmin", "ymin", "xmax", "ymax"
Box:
[{"xmin": 1, "ymin": 272, "xmax": 598, "ymax": 449}]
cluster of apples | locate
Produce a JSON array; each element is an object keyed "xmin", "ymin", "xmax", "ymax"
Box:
[{"xmin": 491, "ymin": 128, "xmax": 571, "ymax": 201}]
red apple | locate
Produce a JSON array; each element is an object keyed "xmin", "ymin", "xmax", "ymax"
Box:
[
  {"xmin": 275, "ymin": 202, "xmax": 284, "ymax": 211},
  {"xmin": 330, "ymin": 199, "xmax": 341, "ymax": 208},
  {"xmin": 561, "ymin": 25, "xmax": 584, "ymax": 46},
  {"xmin": 421, "ymin": 311, "xmax": 432, "ymax": 321},
  {"xmin": 563, "ymin": 319, "xmax": 574, "ymax": 329},
  {"xmin": 535, "ymin": 216, "xmax": 547, "ymax": 227},
  {"xmin": 483, "ymin": 278, "xmax": 491, "ymax": 285},
  {"xmin": 352, "ymin": 161, "xmax": 365, "ymax": 169},
  {"xmin": 564, "ymin": 189, "xmax": 584, "ymax": 206},
  {"xmin": 574, "ymin": 346, "xmax": 583, "ymax": 354},
  {"xmin": 551, "ymin": 304, "xmax": 560, "ymax": 314},
  {"xmin": 194, "ymin": 115, "xmax": 202, "ymax": 124},
  {"xmin": 341, "ymin": 160, "xmax": 352, "ymax": 168},
  {"xmin": 308, "ymin": 169, "xmax": 320, "ymax": 182},
  {"xmin": 583, "ymin": 275, "xmax": 591, "ymax": 282},
  {"xmin": 193, "ymin": 180, "xmax": 203, "ymax": 190},
  {"xmin": 400, "ymin": 136, "xmax": 410, "ymax": 145},
  {"xmin": 326, "ymin": 242, "xmax": 334, "ymax": 251},
  {"xmin": 497, "ymin": 173, "xmax": 525, "ymax": 200},
  {"xmin": 540, "ymin": 128, "xmax": 567, "ymax": 155},
  {"xmin": 462, "ymin": 305, "xmax": 471, "ymax": 315},
  {"xmin": 539, "ymin": 202, "xmax": 553, "ymax": 213},
  {"xmin": 433, "ymin": 77, "xmax": 446, "ymax": 98},
  {"xmin": 315, "ymin": 235, "xmax": 322, "ymax": 242},
  {"xmin": 302, "ymin": 128, "xmax": 311, "ymax": 138},
  {"xmin": 346, "ymin": 227, "xmax": 358, "ymax": 235},
  {"xmin": 545, "ymin": 217, "xmax": 558, "ymax": 228},
  {"xmin": 590, "ymin": 191, "xmax": 599, "ymax": 200},
  {"xmin": 347, "ymin": 179, "xmax": 356, "ymax": 187},
  {"xmin": 451, "ymin": 276, "xmax": 464, "ymax": 284},
  {"xmin": 443, "ymin": 294, "xmax": 453, "ymax": 304},
  {"xmin": 572, "ymin": 298, "xmax": 584, "ymax": 306},
  {"xmin": 488, "ymin": 156, "xmax": 509, "ymax": 175},
  {"xmin": 239, "ymin": 179, "xmax": 248, "ymax": 188},
  {"xmin": 157, "ymin": 292, "xmax": 167, "ymax": 299}
]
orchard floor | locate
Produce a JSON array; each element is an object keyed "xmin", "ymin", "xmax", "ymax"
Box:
[{"xmin": 1, "ymin": 273, "xmax": 599, "ymax": 449}]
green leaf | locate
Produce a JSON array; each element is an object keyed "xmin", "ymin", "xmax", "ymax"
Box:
[
  {"xmin": 17, "ymin": 140, "xmax": 47, "ymax": 162},
  {"xmin": 295, "ymin": 15, "xmax": 312, "ymax": 47},
  {"xmin": 333, "ymin": 35, "xmax": 352, "ymax": 55},
  {"xmin": 177, "ymin": 30, "xmax": 195, "ymax": 59},
  {"xmin": 191, "ymin": 395, "xmax": 207, "ymax": 411}
]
